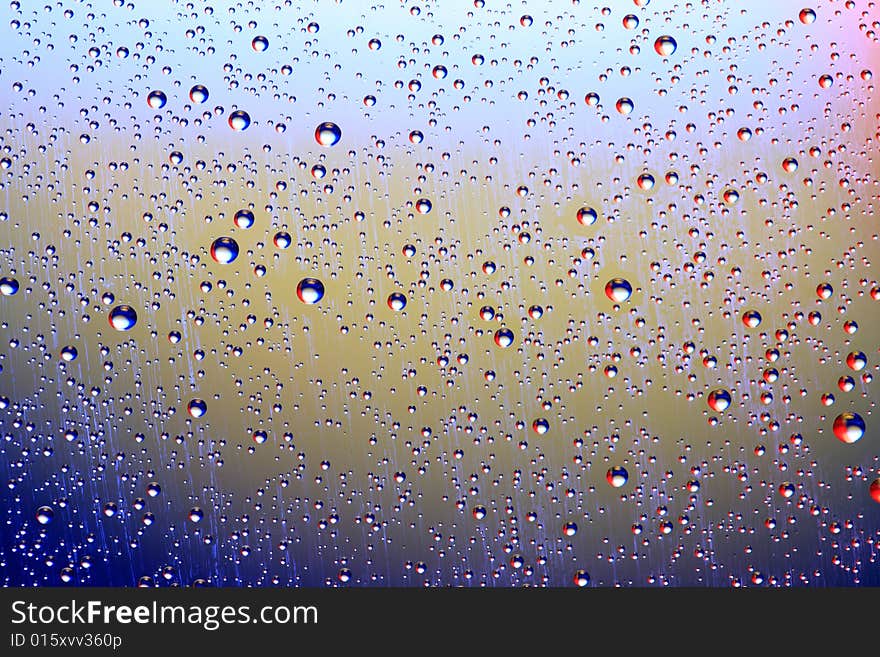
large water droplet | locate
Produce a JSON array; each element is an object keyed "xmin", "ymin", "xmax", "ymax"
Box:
[
  {"xmin": 189, "ymin": 84, "xmax": 209, "ymax": 104},
  {"xmin": 108, "ymin": 305, "xmax": 138, "ymax": 331},
  {"xmin": 707, "ymin": 388, "xmax": 732, "ymax": 413},
  {"xmin": 387, "ymin": 292, "xmax": 407, "ymax": 311},
  {"xmin": 228, "ymin": 110, "xmax": 251, "ymax": 131},
  {"xmin": 605, "ymin": 278, "xmax": 633, "ymax": 303},
  {"xmin": 210, "ymin": 237, "xmax": 240, "ymax": 264},
  {"xmin": 35, "ymin": 506, "xmax": 54, "ymax": 525},
  {"xmin": 60, "ymin": 345, "xmax": 78, "ymax": 362},
  {"xmin": 315, "ymin": 121, "xmax": 342, "ymax": 146},
  {"xmin": 742, "ymin": 310, "xmax": 762, "ymax": 328},
  {"xmin": 654, "ymin": 35, "xmax": 677, "ymax": 56},
  {"xmin": 577, "ymin": 206, "xmax": 598, "ymax": 226},
  {"xmin": 493, "ymin": 328, "xmax": 515, "ymax": 348},
  {"xmin": 833, "ymin": 412, "xmax": 865, "ymax": 444},
  {"xmin": 187, "ymin": 398, "xmax": 207, "ymax": 418},
  {"xmin": 799, "ymin": 8, "xmax": 816, "ymax": 24},
  {"xmin": 296, "ymin": 278, "xmax": 325, "ymax": 304},
  {"xmin": 615, "ymin": 97, "xmax": 634, "ymax": 115},
  {"xmin": 0, "ymin": 276, "xmax": 19, "ymax": 296},
  {"xmin": 147, "ymin": 90, "xmax": 167, "ymax": 109},
  {"xmin": 871, "ymin": 479, "xmax": 880, "ymax": 503},
  {"xmin": 607, "ymin": 466, "xmax": 629, "ymax": 488},
  {"xmin": 234, "ymin": 209, "xmax": 255, "ymax": 229}
]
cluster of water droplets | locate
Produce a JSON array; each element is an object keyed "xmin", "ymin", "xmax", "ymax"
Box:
[{"xmin": 0, "ymin": 0, "xmax": 877, "ymax": 588}]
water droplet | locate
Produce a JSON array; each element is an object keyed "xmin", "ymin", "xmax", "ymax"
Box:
[
  {"xmin": 210, "ymin": 237, "xmax": 240, "ymax": 264},
  {"xmin": 0, "ymin": 276, "xmax": 20, "ymax": 296},
  {"xmin": 228, "ymin": 110, "xmax": 251, "ymax": 131},
  {"xmin": 742, "ymin": 310, "xmax": 762, "ymax": 328},
  {"xmin": 187, "ymin": 398, "xmax": 207, "ymax": 418},
  {"xmin": 146, "ymin": 90, "xmax": 167, "ymax": 109},
  {"xmin": 604, "ymin": 278, "xmax": 633, "ymax": 303},
  {"xmin": 573, "ymin": 570, "xmax": 591, "ymax": 587},
  {"xmin": 315, "ymin": 121, "xmax": 342, "ymax": 146},
  {"xmin": 637, "ymin": 173, "xmax": 655, "ymax": 190},
  {"xmin": 532, "ymin": 418, "xmax": 550, "ymax": 435},
  {"xmin": 870, "ymin": 479, "xmax": 880, "ymax": 503},
  {"xmin": 108, "ymin": 305, "xmax": 138, "ymax": 331},
  {"xmin": 234, "ymin": 209, "xmax": 255, "ymax": 229},
  {"xmin": 493, "ymin": 328, "xmax": 515, "ymax": 348},
  {"xmin": 707, "ymin": 388, "xmax": 732, "ymax": 413},
  {"xmin": 189, "ymin": 84, "xmax": 209, "ymax": 104},
  {"xmin": 387, "ymin": 292, "xmax": 407, "ymax": 311},
  {"xmin": 833, "ymin": 412, "xmax": 865, "ymax": 443},
  {"xmin": 846, "ymin": 351, "xmax": 867, "ymax": 371},
  {"xmin": 577, "ymin": 206, "xmax": 598, "ymax": 226},
  {"xmin": 799, "ymin": 8, "xmax": 816, "ymax": 24},
  {"xmin": 35, "ymin": 506, "xmax": 54, "ymax": 524},
  {"xmin": 654, "ymin": 35, "xmax": 677, "ymax": 56},
  {"xmin": 615, "ymin": 97, "xmax": 634, "ymax": 115},
  {"xmin": 50, "ymin": 345, "xmax": 75, "ymax": 367},
  {"xmin": 607, "ymin": 466, "xmax": 629, "ymax": 488},
  {"xmin": 296, "ymin": 278, "xmax": 325, "ymax": 304},
  {"xmin": 415, "ymin": 198, "xmax": 433, "ymax": 214},
  {"xmin": 779, "ymin": 482, "xmax": 796, "ymax": 499},
  {"xmin": 251, "ymin": 35, "xmax": 269, "ymax": 51}
]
